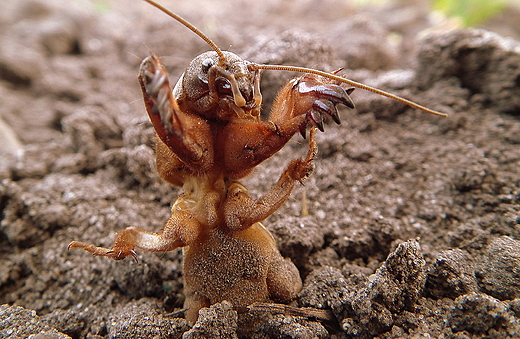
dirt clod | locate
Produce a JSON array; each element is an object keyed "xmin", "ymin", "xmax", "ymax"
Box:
[
  {"xmin": 183, "ymin": 301, "xmax": 238, "ymax": 339},
  {"xmin": 477, "ymin": 236, "xmax": 520, "ymax": 300},
  {"xmin": 425, "ymin": 249, "xmax": 478, "ymax": 299},
  {"xmin": 0, "ymin": 304, "xmax": 70, "ymax": 339},
  {"xmin": 449, "ymin": 293, "xmax": 519, "ymax": 335}
]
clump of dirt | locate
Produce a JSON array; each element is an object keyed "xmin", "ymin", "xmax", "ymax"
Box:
[{"xmin": 1, "ymin": 0, "xmax": 520, "ymax": 338}]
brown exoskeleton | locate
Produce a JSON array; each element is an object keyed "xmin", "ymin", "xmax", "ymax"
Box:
[{"xmin": 69, "ymin": 0, "xmax": 446, "ymax": 324}]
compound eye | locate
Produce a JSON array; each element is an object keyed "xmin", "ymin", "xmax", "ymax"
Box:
[
  {"xmin": 216, "ymin": 78, "xmax": 232, "ymax": 97},
  {"xmin": 201, "ymin": 58, "xmax": 214, "ymax": 73}
]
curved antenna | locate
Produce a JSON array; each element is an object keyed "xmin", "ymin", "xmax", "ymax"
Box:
[
  {"xmin": 143, "ymin": 0, "xmax": 445, "ymax": 117},
  {"xmin": 251, "ymin": 64, "xmax": 447, "ymax": 117},
  {"xmin": 142, "ymin": 0, "xmax": 226, "ymax": 64}
]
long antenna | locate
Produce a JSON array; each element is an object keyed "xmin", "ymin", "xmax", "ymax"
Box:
[
  {"xmin": 142, "ymin": 0, "xmax": 226, "ymax": 63},
  {"xmin": 251, "ymin": 64, "xmax": 447, "ymax": 117},
  {"xmin": 143, "ymin": 0, "xmax": 447, "ymax": 118}
]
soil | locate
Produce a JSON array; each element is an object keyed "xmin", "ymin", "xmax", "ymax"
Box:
[{"xmin": 1, "ymin": 0, "xmax": 520, "ymax": 338}]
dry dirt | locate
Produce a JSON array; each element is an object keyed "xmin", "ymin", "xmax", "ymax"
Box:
[{"xmin": 1, "ymin": 0, "xmax": 520, "ymax": 338}]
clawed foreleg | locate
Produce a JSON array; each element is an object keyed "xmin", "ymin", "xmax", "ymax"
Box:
[
  {"xmin": 138, "ymin": 54, "xmax": 213, "ymax": 169},
  {"xmin": 270, "ymin": 74, "xmax": 355, "ymax": 139}
]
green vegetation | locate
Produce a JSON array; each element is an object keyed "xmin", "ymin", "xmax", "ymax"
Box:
[
  {"xmin": 93, "ymin": 0, "xmax": 111, "ymax": 14},
  {"xmin": 433, "ymin": 0, "xmax": 510, "ymax": 27}
]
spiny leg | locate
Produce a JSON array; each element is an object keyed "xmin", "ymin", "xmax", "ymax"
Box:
[
  {"xmin": 270, "ymin": 74, "xmax": 355, "ymax": 139},
  {"xmin": 219, "ymin": 72, "xmax": 352, "ymax": 177}
]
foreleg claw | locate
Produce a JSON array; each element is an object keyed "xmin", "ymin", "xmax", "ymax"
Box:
[
  {"xmin": 298, "ymin": 79, "xmax": 355, "ymax": 132},
  {"xmin": 139, "ymin": 54, "xmax": 182, "ymax": 134}
]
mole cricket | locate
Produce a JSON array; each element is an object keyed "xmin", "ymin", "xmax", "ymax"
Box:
[{"xmin": 68, "ymin": 0, "xmax": 446, "ymax": 324}]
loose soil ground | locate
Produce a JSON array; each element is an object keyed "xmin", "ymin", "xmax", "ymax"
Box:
[{"xmin": 1, "ymin": 0, "xmax": 520, "ymax": 338}]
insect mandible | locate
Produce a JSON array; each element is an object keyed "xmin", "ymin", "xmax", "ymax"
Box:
[{"xmin": 68, "ymin": 0, "xmax": 446, "ymax": 324}]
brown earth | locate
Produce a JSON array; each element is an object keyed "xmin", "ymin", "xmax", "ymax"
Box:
[{"xmin": 1, "ymin": 0, "xmax": 520, "ymax": 338}]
